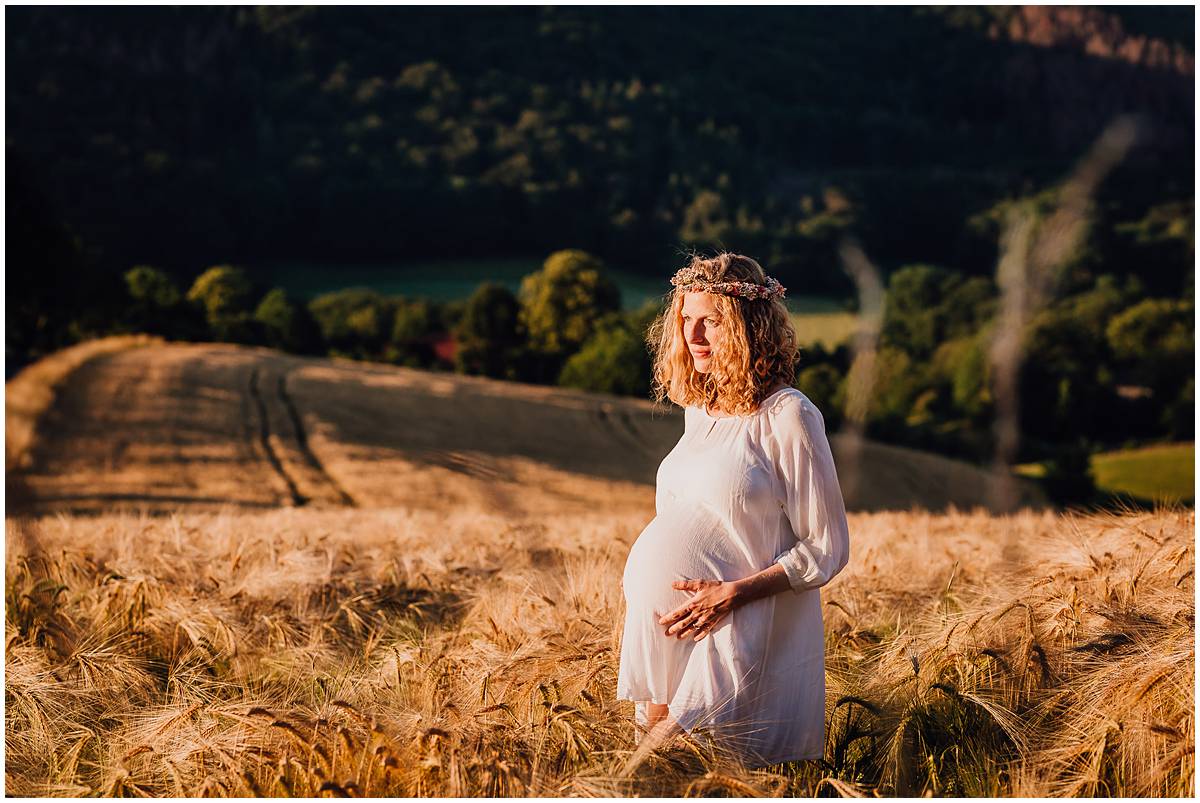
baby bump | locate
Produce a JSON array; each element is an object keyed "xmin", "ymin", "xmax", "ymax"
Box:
[{"xmin": 622, "ymin": 504, "xmax": 754, "ymax": 615}]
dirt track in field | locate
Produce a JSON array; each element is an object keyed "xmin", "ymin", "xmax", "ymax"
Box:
[{"xmin": 9, "ymin": 342, "xmax": 1047, "ymax": 516}]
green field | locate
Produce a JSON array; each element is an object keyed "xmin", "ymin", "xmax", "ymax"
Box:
[
  {"xmin": 1091, "ymin": 442, "xmax": 1195, "ymax": 505},
  {"xmin": 1015, "ymin": 442, "xmax": 1194, "ymax": 505},
  {"xmin": 789, "ymin": 309, "xmax": 860, "ymax": 349},
  {"xmin": 251, "ymin": 257, "xmax": 860, "ymax": 348}
]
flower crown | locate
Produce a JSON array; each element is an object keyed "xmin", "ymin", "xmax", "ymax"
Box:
[{"xmin": 669, "ymin": 265, "xmax": 787, "ymax": 301}]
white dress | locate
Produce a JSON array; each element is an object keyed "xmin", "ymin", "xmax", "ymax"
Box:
[{"xmin": 616, "ymin": 386, "xmax": 851, "ymax": 766}]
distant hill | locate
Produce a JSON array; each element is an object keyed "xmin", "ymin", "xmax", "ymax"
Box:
[
  {"xmin": 6, "ymin": 6, "xmax": 1192, "ymax": 293},
  {"xmin": 7, "ymin": 341, "xmax": 1048, "ymax": 516}
]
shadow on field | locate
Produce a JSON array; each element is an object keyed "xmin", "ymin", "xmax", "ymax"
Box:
[
  {"xmin": 10, "ymin": 343, "xmax": 1056, "ymax": 516},
  {"xmin": 303, "ymin": 578, "xmax": 469, "ymax": 639},
  {"xmin": 289, "ymin": 357, "xmax": 679, "ymax": 488}
]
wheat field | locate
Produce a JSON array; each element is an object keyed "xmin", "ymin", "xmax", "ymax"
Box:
[{"xmin": 4, "ymin": 340, "xmax": 1193, "ymax": 796}]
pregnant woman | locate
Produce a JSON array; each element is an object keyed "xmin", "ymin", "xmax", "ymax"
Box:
[{"xmin": 616, "ymin": 251, "xmax": 851, "ymax": 768}]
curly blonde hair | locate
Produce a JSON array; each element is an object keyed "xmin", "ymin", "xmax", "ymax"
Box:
[{"xmin": 646, "ymin": 251, "xmax": 798, "ymax": 416}]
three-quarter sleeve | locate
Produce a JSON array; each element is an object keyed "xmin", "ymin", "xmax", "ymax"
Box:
[{"xmin": 770, "ymin": 395, "xmax": 851, "ymax": 594}]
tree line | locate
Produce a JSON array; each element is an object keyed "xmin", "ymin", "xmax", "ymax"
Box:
[{"xmin": 113, "ymin": 249, "xmax": 659, "ymax": 397}]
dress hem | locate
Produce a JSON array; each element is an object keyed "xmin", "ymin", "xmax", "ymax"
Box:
[
  {"xmin": 618, "ymin": 691, "xmax": 823, "ymax": 766},
  {"xmin": 746, "ymin": 751, "xmax": 823, "ymax": 768}
]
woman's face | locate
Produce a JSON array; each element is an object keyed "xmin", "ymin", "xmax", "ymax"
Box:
[{"xmin": 681, "ymin": 291, "xmax": 724, "ymax": 374}]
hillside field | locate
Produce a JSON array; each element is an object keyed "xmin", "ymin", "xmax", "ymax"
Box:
[
  {"xmin": 4, "ymin": 339, "xmax": 1192, "ymax": 797},
  {"xmin": 7, "ymin": 341, "xmax": 1043, "ymax": 518}
]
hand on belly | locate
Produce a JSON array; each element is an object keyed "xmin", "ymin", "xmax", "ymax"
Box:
[{"xmin": 658, "ymin": 577, "xmax": 741, "ymax": 642}]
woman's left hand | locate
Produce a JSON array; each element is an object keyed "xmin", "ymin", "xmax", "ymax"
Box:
[{"xmin": 659, "ymin": 578, "xmax": 742, "ymax": 642}]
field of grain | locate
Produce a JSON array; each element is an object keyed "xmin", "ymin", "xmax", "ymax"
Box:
[{"xmin": 5, "ymin": 340, "xmax": 1193, "ymax": 797}]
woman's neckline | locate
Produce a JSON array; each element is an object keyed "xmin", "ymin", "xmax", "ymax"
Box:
[{"xmin": 701, "ymin": 385, "xmax": 794, "ymax": 420}]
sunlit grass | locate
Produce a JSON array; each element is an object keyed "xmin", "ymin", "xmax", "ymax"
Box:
[
  {"xmin": 1012, "ymin": 461, "xmax": 1048, "ymax": 479},
  {"xmin": 1017, "ymin": 443, "xmax": 1195, "ymax": 504},
  {"xmin": 789, "ymin": 310, "xmax": 860, "ymax": 349},
  {"xmin": 1092, "ymin": 442, "xmax": 1194, "ymax": 504}
]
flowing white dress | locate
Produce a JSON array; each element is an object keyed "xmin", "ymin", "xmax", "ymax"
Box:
[{"xmin": 616, "ymin": 386, "xmax": 851, "ymax": 766}]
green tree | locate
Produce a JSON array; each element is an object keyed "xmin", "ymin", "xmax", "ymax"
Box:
[
  {"xmin": 1018, "ymin": 304, "xmax": 1114, "ymax": 444},
  {"xmin": 1039, "ymin": 441, "xmax": 1100, "ymax": 507},
  {"xmin": 518, "ymin": 249, "xmax": 621, "ymax": 382},
  {"xmin": 185, "ymin": 264, "xmax": 260, "ymax": 343},
  {"xmin": 308, "ymin": 288, "xmax": 396, "ymax": 359},
  {"xmin": 679, "ymin": 188, "xmax": 732, "ymax": 245},
  {"xmin": 795, "ymin": 363, "xmax": 843, "ymax": 428},
  {"xmin": 186, "ymin": 265, "xmax": 254, "ymax": 323},
  {"xmin": 881, "ymin": 264, "xmax": 996, "ymax": 359},
  {"xmin": 122, "ymin": 265, "xmax": 203, "ymax": 338},
  {"xmin": 387, "ymin": 298, "xmax": 439, "ymax": 367},
  {"xmin": 947, "ymin": 334, "xmax": 992, "ymax": 421},
  {"xmin": 793, "ymin": 340, "xmax": 848, "ymax": 431},
  {"xmin": 1106, "ymin": 298, "xmax": 1193, "ymax": 386},
  {"xmin": 1163, "ymin": 376, "xmax": 1195, "ymax": 440},
  {"xmin": 1008, "ymin": 274, "xmax": 1147, "ymax": 445},
  {"xmin": 1110, "ymin": 200, "xmax": 1194, "ymax": 296},
  {"xmin": 834, "ymin": 345, "xmax": 924, "ymax": 439},
  {"xmin": 254, "ymin": 287, "xmax": 321, "ymax": 353},
  {"xmin": 454, "ymin": 282, "xmax": 526, "ymax": 379},
  {"xmin": 125, "ymin": 265, "xmax": 181, "ymax": 308},
  {"xmin": 1106, "ymin": 297, "xmax": 1194, "ymax": 436},
  {"xmin": 558, "ymin": 310, "xmax": 652, "ymax": 397}
]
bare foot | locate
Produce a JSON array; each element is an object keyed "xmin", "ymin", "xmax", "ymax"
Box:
[{"xmin": 621, "ymin": 705, "xmax": 682, "ymax": 776}]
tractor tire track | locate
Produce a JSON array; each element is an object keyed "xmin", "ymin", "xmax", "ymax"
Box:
[
  {"xmin": 238, "ymin": 362, "xmax": 259, "ymax": 467},
  {"xmin": 277, "ymin": 370, "xmax": 357, "ymax": 507},
  {"xmin": 248, "ymin": 366, "xmax": 309, "ymax": 507}
]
